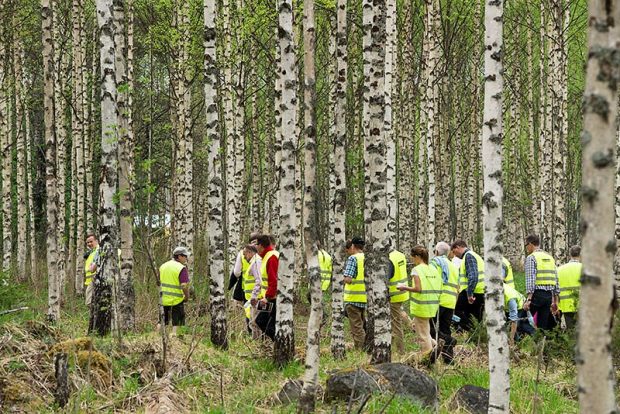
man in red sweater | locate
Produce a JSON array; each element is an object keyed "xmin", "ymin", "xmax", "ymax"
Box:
[{"xmin": 255, "ymin": 235, "xmax": 280, "ymax": 340}]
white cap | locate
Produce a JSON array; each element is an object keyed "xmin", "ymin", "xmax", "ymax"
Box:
[{"xmin": 173, "ymin": 246, "xmax": 190, "ymax": 257}]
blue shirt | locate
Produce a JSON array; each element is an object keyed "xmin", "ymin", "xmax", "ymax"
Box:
[{"xmin": 463, "ymin": 249, "xmax": 479, "ymax": 297}]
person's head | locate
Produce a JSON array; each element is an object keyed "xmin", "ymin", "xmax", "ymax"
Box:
[
  {"xmin": 345, "ymin": 237, "xmax": 365, "ymax": 255},
  {"xmin": 243, "ymin": 244, "xmax": 258, "ymax": 261},
  {"xmin": 524, "ymin": 234, "xmax": 540, "ymax": 254},
  {"xmin": 172, "ymin": 246, "xmax": 190, "ymax": 265},
  {"xmin": 569, "ymin": 245, "xmax": 581, "ymax": 260},
  {"xmin": 249, "ymin": 232, "xmax": 260, "ymax": 245},
  {"xmin": 435, "ymin": 241, "xmax": 450, "ymax": 257},
  {"xmin": 85, "ymin": 234, "xmax": 98, "ymax": 250},
  {"xmin": 450, "ymin": 240, "xmax": 468, "ymax": 259},
  {"xmin": 256, "ymin": 235, "xmax": 272, "ymax": 255},
  {"xmin": 411, "ymin": 245, "xmax": 429, "ymax": 265}
]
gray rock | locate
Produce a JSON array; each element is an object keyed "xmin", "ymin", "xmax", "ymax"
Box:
[
  {"xmin": 373, "ymin": 363, "xmax": 438, "ymax": 407},
  {"xmin": 325, "ymin": 369, "xmax": 381, "ymax": 402},
  {"xmin": 274, "ymin": 379, "xmax": 324, "ymax": 405},
  {"xmin": 453, "ymin": 385, "xmax": 489, "ymax": 414}
]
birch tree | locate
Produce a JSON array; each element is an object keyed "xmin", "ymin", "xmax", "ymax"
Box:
[
  {"xmin": 0, "ymin": 4, "xmax": 10, "ymax": 274},
  {"xmin": 577, "ymin": 1, "xmax": 619, "ymax": 410},
  {"xmin": 275, "ymin": 0, "xmax": 297, "ymax": 367},
  {"xmin": 482, "ymin": 0, "xmax": 509, "ymax": 411},
  {"xmin": 384, "ymin": 0, "xmax": 397, "ymax": 242},
  {"xmin": 14, "ymin": 34, "xmax": 27, "ymax": 282},
  {"xmin": 204, "ymin": 0, "xmax": 228, "ymax": 349}
]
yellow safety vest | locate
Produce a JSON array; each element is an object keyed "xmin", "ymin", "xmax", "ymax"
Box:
[
  {"xmin": 410, "ymin": 263, "xmax": 441, "ymax": 318},
  {"xmin": 502, "ymin": 257, "xmax": 514, "ymax": 286},
  {"xmin": 558, "ymin": 261, "xmax": 581, "ymax": 313},
  {"xmin": 503, "ymin": 283, "xmax": 524, "ymax": 310},
  {"xmin": 343, "ymin": 253, "xmax": 366, "ymax": 303},
  {"xmin": 318, "ymin": 249, "xmax": 333, "ymax": 292},
  {"xmin": 459, "ymin": 250, "xmax": 485, "ymax": 294},
  {"xmin": 388, "ymin": 250, "xmax": 408, "ymax": 303},
  {"xmin": 159, "ymin": 259, "xmax": 186, "ymax": 307},
  {"xmin": 260, "ymin": 250, "xmax": 279, "ymax": 292},
  {"xmin": 243, "ymin": 256, "xmax": 265, "ymax": 301},
  {"xmin": 84, "ymin": 247, "xmax": 99, "ymax": 286},
  {"xmin": 432, "ymin": 256, "xmax": 459, "ymax": 310},
  {"xmin": 531, "ymin": 250, "xmax": 557, "ymax": 286}
]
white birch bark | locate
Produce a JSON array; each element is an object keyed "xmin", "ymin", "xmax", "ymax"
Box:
[
  {"xmin": 425, "ymin": 0, "xmax": 439, "ymax": 251},
  {"xmin": 482, "ymin": 0, "xmax": 509, "ymax": 411},
  {"xmin": 204, "ymin": 0, "xmax": 228, "ymax": 349},
  {"xmin": 0, "ymin": 6, "xmax": 11, "ymax": 273},
  {"xmin": 577, "ymin": 1, "xmax": 619, "ymax": 410},
  {"xmin": 14, "ymin": 34, "xmax": 27, "ymax": 282},
  {"xmin": 275, "ymin": 0, "xmax": 297, "ymax": 367},
  {"xmin": 384, "ymin": 0, "xmax": 397, "ymax": 242},
  {"xmin": 26, "ymin": 102, "xmax": 36, "ymax": 280},
  {"xmin": 540, "ymin": 1, "xmax": 554, "ymax": 249},
  {"xmin": 363, "ymin": 0, "xmax": 391, "ymax": 364}
]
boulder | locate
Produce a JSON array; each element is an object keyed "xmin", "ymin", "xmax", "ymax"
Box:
[
  {"xmin": 274, "ymin": 379, "xmax": 324, "ymax": 405},
  {"xmin": 325, "ymin": 363, "xmax": 437, "ymax": 408},
  {"xmin": 453, "ymin": 385, "xmax": 489, "ymax": 414}
]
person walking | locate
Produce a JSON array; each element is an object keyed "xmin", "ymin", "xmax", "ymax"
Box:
[
  {"xmin": 83, "ymin": 234, "xmax": 99, "ymax": 306},
  {"xmin": 451, "ymin": 240, "xmax": 485, "ymax": 331},
  {"xmin": 343, "ymin": 237, "xmax": 367, "ymax": 351},
  {"xmin": 430, "ymin": 241, "xmax": 458, "ymax": 363},
  {"xmin": 241, "ymin": 244, "xmax": 263, "ymax": 330},
  {"xmin": 255, "ymin": 235, "xmax": 279, "ymax": 340},
  {"xmin": 502, "ymin": 256, "xmax": 514, "ymax": 286},
  {"xmin": 398, "ymin": 245, "xmax": 441, "ymax": 358},
  {"xmin": 523, "ymin": 234, "xmax": 560, "ymax": 331},
  {"xmin": 158, "ymin": 246, "xmax": 191, "ymax": 335},
  {"xmin": 557, "ymin": 245, "xmax": 582, "ymax": 330},
  {"xmin": 229, "ymin": 233, "xmax": 260, "ymax": 304},
  {"xmin": 387, "ymin": 248, "xmax": 408, "ymax": 354}
]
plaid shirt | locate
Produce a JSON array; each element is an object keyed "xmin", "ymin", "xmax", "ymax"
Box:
[
  {"xmin": 463, "ymin": 249, "xmax": 479, "ymax": 297},
  {"xmin": 525, "ymin": 249, "xmax": 560, "ymax": 295},
  {"xmin": 344, "ymin": 255, "xmax": 366, "ymax": 309}
]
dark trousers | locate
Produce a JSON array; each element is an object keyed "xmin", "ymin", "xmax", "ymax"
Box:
[
  {"xmin": 516, "ymin": 309, "xmax": 535, "ymax": 337},
  {"xmin": 530, "ymin": 289, "xmax": 556, "ymax": 331},
  {"xmin": 562, "ymin": 312, "xmax": 577, "ymax": 330},
  {"xmin": 255, "ymin": 299, "xmax": 277, "ymax": 340},
  {"xmin": 430, "ymin": 306, "xmax": 456, "ymax": 363},
  {"xmin": 455, "ymin": 291, "xmax": 485, "ymax": 331}
]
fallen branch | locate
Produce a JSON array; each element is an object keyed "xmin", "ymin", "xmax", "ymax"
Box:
[{"xmin": 0, "ymin": 306, "xmax": 29, "ymax": 316}]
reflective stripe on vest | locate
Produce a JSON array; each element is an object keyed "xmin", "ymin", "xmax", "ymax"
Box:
[
  {"xmin": 260, "ymin": 250, "xmax": 280, "ymax": 292},
  {"xmin": 503, "ymin": 283, "xmax": 524, "ymax": 310},
  {"xmin": 84, "ymin": 247, "xmax": 98, "ymax": 286},
  {"xmin": 459, "ymin": 250, "xmax": 486, "ymax": 294},
  {"xmin": 502, "ymin": 257, "xmax": 514, "ymax": 286},
  {"xmin": 318, "ymin": 250, "xmax": 333, "ymax": 292},
  {"xmin": 531, "ymin": 251, "xmax": 557, "ymax": 286},
  {"xmin": 558, "ymin": 261, "xmax": 581, "ymax": 313},
  {"xmin": 343, "ymin": 253, "xmax": 366, "ymax": 303},
  {"xmin": 159, "ymin": 259, "xmax": 185, "ymax": 306},
  {"xmin": 432, "ymin": 256, "xmax": 459, "ymax": 309},
  {"xmin": 243, "ymin": 256, "xmax": 265, "ymax": 301},
  {"xmin": 389, "ymin": 250, "xmax": 409, "ymax": 303},
  {"xmin": 410, "ymin": 263, "xmax": 441, "ymax": 318}
]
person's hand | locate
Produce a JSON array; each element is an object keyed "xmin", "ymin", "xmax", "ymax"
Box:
[
  {"xmin": 396, "ymin": 283, "xmax": 407, "ymax": 291},
  {"xmin": 344, "ymin": 276, "xmax": 353, "ymax": 285},
  {"xmin": 523, "ymin": 299, "xmax": 530, "ymax": 312},
  {"xmin": 259, "ymin": 298, "xmax": 268, "ymax": 306},
  {"xmin": 551, "ymin": 302, "xmax": 558, "ymax": 315},
  {"xmin": 468, "ymin": 296, "xmax": 475, "ymax": 304},
  {"xmin": 250, "ymin": 298, "xmax": 258, "ymax": 306}
]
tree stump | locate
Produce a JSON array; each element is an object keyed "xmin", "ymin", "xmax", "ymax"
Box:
[{"xmin": 54, "ymin": 353, "xmax": 69, "ymax": 408}]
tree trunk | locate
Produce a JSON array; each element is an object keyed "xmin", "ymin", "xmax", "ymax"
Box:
[
  {"xmin": 540, "ymin": 1, "xmax": 553, "ymax": 250},
  {"xmin": 384, "ymin": 0, "xmax": 397, "ymax": 243},
  {"xmin": 0, "ymin": 9, "xmax": 10, "ymax": 274},
  {"xmin": 482, "ymin": 0, "xmax": 509, "ymax": 411},
  {"xmin": 204, "ymin": 0, "xmax": 228, "ymax": 349},
  {"xmin": 274, "ymin": 0, "xmax": 297, "ymax": 368},
  {"xmin": 577, "ymin": 2, "xmax": 619, "ymax": 411},
  {"xmin": 14, "ymin": 33, "xmax": 27, "ymax": 282}
]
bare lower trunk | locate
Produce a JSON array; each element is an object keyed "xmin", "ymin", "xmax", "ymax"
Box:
[{"xmin": 14, "ymin": 36, "xmax": 27, "ymax": 282}]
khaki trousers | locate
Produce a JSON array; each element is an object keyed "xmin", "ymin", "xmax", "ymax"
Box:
[
  {"xmin": 414, "ymin": 316, "xmax": 436, "ymax": 354},
  {"xmin": 346, "ymin": 304, "xmax": 366, "ymax": 350},
  {"xmin": 390, "ymin": 302, "xmax": 406, "ymax": 354},
  {"xmin": 85, "ymin": 283, "xmax": 94, "ymax": 306}
]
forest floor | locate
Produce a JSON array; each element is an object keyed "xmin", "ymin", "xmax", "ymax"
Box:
[{"xmin": 0, "ymin": 272, "xmax": 592, "ymax": 413}]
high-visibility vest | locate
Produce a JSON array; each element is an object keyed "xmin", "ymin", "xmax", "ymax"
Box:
[
  {"xmin": 260, "ymin": 250, "xmax": 280, "ymax": 292},
  {"xmin": 531, "ymin": 251, "xmax": 557, "ymax": 286},
  {"xmin": 84, "ymin": 247, "xmax": 99, "ymax": 286},
  {"xmin": 558, "ymin": 261, "xmax": 581, "ymax": 313},
  {"xmin": 410, "ymin": 263, "xmax": 442, "ymax": 318},
  {"xmin": 459, "ymin": 250, "xmax": 485, "ymax": 294},
  {"xmin": 243, "ymin": 256, "xmax": 265, "ymax": 301},
  {"xmin": 318, "ymin": 250, "xmax": 333, "ymax": 292},
  {"xmin": 343, "ymin": 253, "xmax": 366, "ymax": 303},
  {"xmin": 159, "ymin": 259, "xmax": 186, "ymax": 307},
  {"xmin": 388, "ymin": 250, "xmax": 408, "ymax": 303},
  {"xmin": 503, "ymin": 283, "xmax": 524, "ymax": 310},
  {"xmin": 432, "ymin": 256, "xmax": 458, "ymax": 310},
  {"xmin": 502, "ymin": 257, "xmax": 514, "ymax": 286}
]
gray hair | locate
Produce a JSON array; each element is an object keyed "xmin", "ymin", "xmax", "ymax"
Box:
[{"xmin": 435, "ymin": 241, "xmax": 450, "ymax": 256}]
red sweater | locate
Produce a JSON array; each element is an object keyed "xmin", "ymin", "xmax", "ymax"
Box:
[{"xmin": 260, "ymin": 245, "xmax": 279, "ymax": 300}]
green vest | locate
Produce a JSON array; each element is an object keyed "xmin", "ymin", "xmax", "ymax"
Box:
[
  {"xmin": 432, "ymin": 256, "xmax": 458, "ymax": 310},
  {"xmin": 410, "ymin": 263, "xmax": 441, "ymax": 318},
  {"xmin": 531, "ymin": 251, "xmax": 557, "ymax": 286},
  {"xmin": 502, "ymin": 257, "xmax": 514, "ymax": 286},
  {"xmin": 503, "ymin": 283, "xmax": 524, "ymax": 310},
  {"xmin": 260, "ymin": 250, "xmax": 279, "ymax": 292},
  {"xmin": 159, "ymin": 259, "xmax": 186, "ymax": 307},
  {"xmin": 459, "ymin": 250, "xmax": 485, "ymax": 294},
  {"xmin": 343, "ymin": 253, "xmax": 366, "ymax": 303},
  {"xmin": 84, "ymin": 247, "xmax": 98, "ymax": 286},
  {"xmin": 388, "ymin": 250, "xmax": 408, "ymax": 303},
  {"xmin": 318, "ymin": 249, "xmax": 333, "ymax": 292},
  {"xmin": 558, "ymin": 261, "xmax": 581, "ymax": 313},
  {"xmin": 243, "ymin": 256, "xmax": 265, "ymax": 301}
]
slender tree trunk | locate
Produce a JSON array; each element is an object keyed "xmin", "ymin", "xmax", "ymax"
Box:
[
  {"xmin": 14, "ymin": 34, "xmax": 28, "ymax": 282},
  {"xmin": 204, "ymin": 0, "xmax": 228, "ymax": 349},
  {"xmin": 26, "ymin": 94, "xmax": 37, "ymax": 281},
  {"xmin": 0, "ymin": 10, "xmax": 10, "ymax": 275},
  {"xmin": 384, "ymin": 0, "xmax": 397, "ymax": 242},
  {"xmin": 274, "ymin": 0, "xmax": 297, "ymax": 367},
  {"xmin": 540, "ymin": 1, "xmax": 553, "ymax": 249},
  {"xmin": 482, "ymin": 0, "xmax": 509, "ymax": 411},
  {"xmin": 577, "ymin": 2, "xmax": 619, "ymax": 410}
]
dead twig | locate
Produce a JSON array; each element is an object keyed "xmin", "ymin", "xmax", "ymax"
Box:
[{"xmin": 0, "ymin": 306, "xmax": 29, "ymax": 316}]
